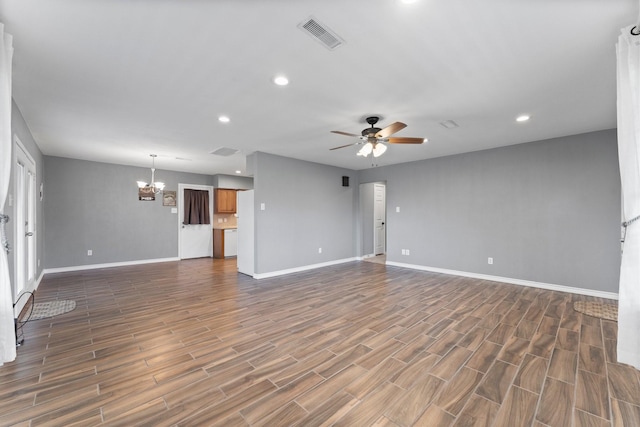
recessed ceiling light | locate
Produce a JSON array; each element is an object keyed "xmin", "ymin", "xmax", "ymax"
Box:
[
  {"xmin": 235, "ymin": 170, "xmax": 242, "ymax": 174},
  {"xmin": 273, "ymin": 75, "xmax": 289, "ymax": 86},
  {"xmin": 218, "ymin": 115, "xmax": 230, "ymax": 123},
  {"xmin": 399, "ymin": 0, "xmax": 418, "ymax": 4},
  {"xmin": 516, "ymin": 115, "xmax": 530, "ymax": 122}
]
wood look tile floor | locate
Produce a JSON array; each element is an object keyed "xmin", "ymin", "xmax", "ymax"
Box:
[{"xmin": 1, "ymin": 258, "xmax": 637, "ymax": 426}]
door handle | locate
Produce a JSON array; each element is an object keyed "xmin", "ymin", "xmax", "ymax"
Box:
[{"xmin": 25, "ymin": 232, "xmax": 34, "ymax": 237}]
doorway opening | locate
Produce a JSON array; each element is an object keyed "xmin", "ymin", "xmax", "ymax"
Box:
[{"xmin": 360, "ymin": 182, "xmax": 386, "ymax": 262}]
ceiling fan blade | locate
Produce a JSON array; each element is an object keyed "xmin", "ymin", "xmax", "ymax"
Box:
[
  {"xmin": 331, "ymin": 130, "xmax": 360, "ymax": 137},
  {"xmin": 330, "ymin": 143, "xmax": 357, "ymax": 150},
  {"xmin": 375, "ymin": 122, "xmax": 407, "ymax": 138},
  {"xmin": 387, "ymin": 137, "xmax": 426, "ymax": 144}
]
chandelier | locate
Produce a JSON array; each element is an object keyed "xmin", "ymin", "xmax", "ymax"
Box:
[
  {"xmin": 357, "ymin": 141, "xmax": 387, "ymax": 158},
  {"xmin": 137, "ymin": 154, "xmax": 165, "ymax": 197}
]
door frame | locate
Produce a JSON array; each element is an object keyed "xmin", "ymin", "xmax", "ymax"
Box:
[
  {"xmin": 359, "ymin": 181, "xmax": 387, "ymax": 258},
  {"xmin": 373, "ymin": 183, "xmax": 386, "ymax": 255},
  {"xmin": 13, "ymin": 136, "xmax": 37, "ymax": 308},
  {"xmin": 177, "ymin": 183, "xmax": 214, "ymax": 259}
]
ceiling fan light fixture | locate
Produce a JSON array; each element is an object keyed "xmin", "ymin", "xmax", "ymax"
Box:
[
  {"xmin": 372, "ymin": 143, "xmax": 387, "ymax": 157},
  {"xmin": 331, "ymin": 116, "xmax": 425, "ymax": 156},
  {"xmin": 357, "ymin": 142, "xmax": 373, "ymax": 157}
]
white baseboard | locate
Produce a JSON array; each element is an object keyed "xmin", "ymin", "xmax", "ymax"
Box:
[
  {"xmin": 43, "ymin": 257, "xmax": 180, "ymax": 274},
  {"xmin": 386, "ymin": 261, "xmax": 619, "ymax": 300},
  {"xmin": 253, "ymin": 257, "xmax": 359, "ymax": 279},
  {"xmin": 38, "ymin": 256, "xmax": 617, "ymax": 300},
  {"xmin": 36, "ymin": 269, "xmax": 44, "ymax": 288}
]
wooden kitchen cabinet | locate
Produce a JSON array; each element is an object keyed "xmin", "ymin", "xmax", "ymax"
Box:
[
  {"xmin": 213, "ymin": 228, "xmax": 237, "ymax": 258},
  {"xmin": 214, "ymin": 188, "xmax": 237, "ymax": 213},
  {"xmin": 213, "ymin": 229, "xmax": 224, "ymax": 258}
]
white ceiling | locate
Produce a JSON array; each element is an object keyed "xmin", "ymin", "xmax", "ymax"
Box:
[{"xmin": 1, "ymin": 0, "xmax": 636, "ymax": 175}]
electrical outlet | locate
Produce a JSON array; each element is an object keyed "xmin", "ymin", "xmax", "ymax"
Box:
[
  {"xmin": 488, "ymin": 257, "xmax": 493, "ymax": 265},
  {"xmin": 396, "ymin": 206, "xmax": 400, "ymax": 213},
  {"xmin": 318, "ymin": 247, "xmax": 322, "ymax": 254},
  {"xmin": 406, "ymin": 249, "xmax": 410, "ymax": 255},
  {"xmin": 87, "ymin": 250, "xmax": 93, "ymax": 256}
]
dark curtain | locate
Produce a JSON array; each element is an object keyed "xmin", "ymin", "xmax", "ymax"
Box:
[{"xmin": 183, "ymin": 189, "xmax": 210, "ymax": 225}]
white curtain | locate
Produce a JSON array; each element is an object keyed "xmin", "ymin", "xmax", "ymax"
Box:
[
  {"xmin": 0, "ymin": 23, "xmax": 16, "ymax": 364},
  {"xmin": 617, "ymin": 24, "xmax": 640, "ymax": 369}
]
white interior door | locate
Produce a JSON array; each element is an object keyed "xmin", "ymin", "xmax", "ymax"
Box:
[
  {"xmin": 14, "ymin": 139, "xmax": 37, "ymax": 300},
  {"xmin": 374, "ymin": 183, "xmax": 386, "ymax": 255},
  {"xmin": 178, "ymin": 184, "xmax": 213, "ymax": 259},
  {"xmin": 237, "ymin": 190, "xmax": 254, "ymax": 276}
]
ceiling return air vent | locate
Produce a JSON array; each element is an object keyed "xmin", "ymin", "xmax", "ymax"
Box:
[
  {"xmin": 209, "ymin": 147, "xmax": 239, "ymax": 157},
  {"xmin": 439, "ymin": 120, "xmax": 460, "ymax": 129},
  {"xmin": 298, "ymin": 17, "xmax": 345, "ymax": 50}
]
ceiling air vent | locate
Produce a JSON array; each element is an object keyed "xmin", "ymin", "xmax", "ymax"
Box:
[
  {"xmin": 439, "ymin": 120, "xmax": 460, "ymax": 129},
  {"xmin": 298, "ymin": 17, "xmax": 344, "ymax": 50},
  {"xmin": 210, "ymin": 147, "xmax": 239, "ymax": 157}
]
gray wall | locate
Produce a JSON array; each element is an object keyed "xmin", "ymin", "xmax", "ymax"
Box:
[
  {"xmin": 44, "ymin": 156, "xmax": 212, "ymax": 268},
  {"xmin": 359, "ymin": 129, "xmax": 621, "ymax": 293},
  {"xmin": 252, "ymin": 152, "xmax": 358, "ymax": 274},
  {"xmin": 212, "ymin": 174, "xmax": 253, "ymax": 190},
  {"xmin": 17, "ymin": 120, "xmax": 621, "ymax": 295},
  {"xmin": 6, "ymin": 101, "xmax": 45, "ymax": 298}
]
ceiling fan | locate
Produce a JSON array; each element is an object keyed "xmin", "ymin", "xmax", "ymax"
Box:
[{"xmin": 330, "ymin": 116, "xmax": 426, "ymax": 157}]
